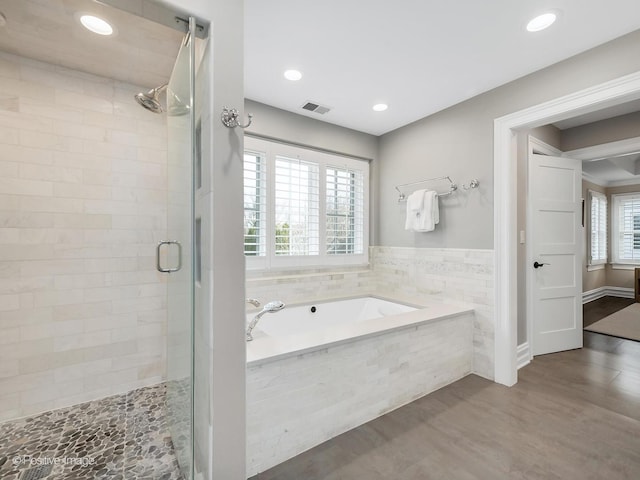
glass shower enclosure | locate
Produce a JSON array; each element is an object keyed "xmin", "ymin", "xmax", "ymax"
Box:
[{"xmin": 160, "ymin": 16, "xmax": 197, "ymax": 480}]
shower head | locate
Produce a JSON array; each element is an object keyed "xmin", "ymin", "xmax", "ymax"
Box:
[
  {"xmin": 135, "ymin": 84, "xmax": 191, "ymax": 116},
  {"xmin": 134, "ymin": 84, "xmax": 167, "ymax": 114}
]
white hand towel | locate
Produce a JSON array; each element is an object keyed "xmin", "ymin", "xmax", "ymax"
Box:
[
  {"xmin": 433, "ymin": 191, "xmax": 439, "ymax": 225},
  {"xmin": 414, "ymin": 190, "xmax": 438, "ymax": 232},
  {"xmin": 405, "ymin": 189, "xmax": 426, "ymax": 231}
]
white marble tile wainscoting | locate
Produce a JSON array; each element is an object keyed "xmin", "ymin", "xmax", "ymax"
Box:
[{"xmin": 370, "ymin": 247, "xmax": 494, "ymax": 380}]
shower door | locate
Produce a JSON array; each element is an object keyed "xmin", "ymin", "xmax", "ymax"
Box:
[{"xmin": 164, "ymin": 17, "xmax": 196, "ymax": 480}]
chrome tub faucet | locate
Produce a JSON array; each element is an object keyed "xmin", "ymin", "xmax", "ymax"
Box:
[
  {"xmin": 246, "ymin": 298, "xmax": 261, "ymax": 308},
  {"xmin": 246, "ymin": 300, "xmax": 285, "ymax": 341}
]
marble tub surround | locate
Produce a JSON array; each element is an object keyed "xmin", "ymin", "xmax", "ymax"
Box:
[
  {"xmin": 0, "ymin": 383, "xmax": 182, "ymax": 480},
  {"xmin": 247, "ymin": 308, "xmax": 474, "ymax": 476}
]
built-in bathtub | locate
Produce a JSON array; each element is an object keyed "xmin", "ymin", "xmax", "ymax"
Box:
[{"xmin": 246, "ymin": 295, "xmax": 474, "ymax": 476}]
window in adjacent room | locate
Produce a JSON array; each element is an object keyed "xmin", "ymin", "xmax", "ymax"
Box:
[
  {"xmin": 243, "ymin": 136, "xmax": 369, "ymax": 270},
  {"xmin": 612, "ymin": 192, "xmax": 640, "ymax": 265},
  {"xmin": 587, "ymin": 190, "xmax": 607, "ymax": 268}
]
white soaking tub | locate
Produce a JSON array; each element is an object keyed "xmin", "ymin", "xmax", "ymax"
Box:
[
  {"xmin": 246, "ymin": 295, "xmax": 474, "ymax": 476},
  {"xmin": 252, "ymin": 296, "xmax": 418, "ymax": 337}
]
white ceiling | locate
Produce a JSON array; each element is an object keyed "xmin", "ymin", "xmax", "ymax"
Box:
[
  {"xmin": 584, "ymin": 153, "xmax": 640, "ymax": 185},
  {"xmin": 0, "ymin": 0, "xmax": 183, "ymax": 89},
  {"xmin": 1, "ymin": 1, "xmax": 639, "ymax": 136},
  {"xmin": 245, "ymin": 0, "xmax": 640, "ymax": 136}
]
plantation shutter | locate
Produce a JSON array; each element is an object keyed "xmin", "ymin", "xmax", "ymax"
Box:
[
  {"xmin": 326, "ymin": 165, "xmax": 365, "ymax": 255},
  {"xmin": 588, "ymin": 190, "xmax": 607, "ymax": 265},
  {"xmin": 616, "ymin": 194, "xmax": 640, "ymax": 262},
  {"xmin": 274, "ymin": 156, "xmax": 320, "ymax": 256},
  {"xmin": 243, "ymin": 152, "xmax": 267, "ymax": 256}
]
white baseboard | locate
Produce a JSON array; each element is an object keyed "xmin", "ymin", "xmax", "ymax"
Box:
[
  {"xmin": 582, "ymin": 286, "xmax": 635, "ymax": 304},
  {"xmin": 517, "ymin": 342, "xmax": 531, "ymax": 370}
]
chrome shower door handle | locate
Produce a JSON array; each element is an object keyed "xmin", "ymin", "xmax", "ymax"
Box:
[{"xmin": 156, "ymin": 241, "xmax": 182, "ymax": 273}]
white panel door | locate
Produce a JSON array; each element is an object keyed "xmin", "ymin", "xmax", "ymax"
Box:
[{"xmin": 529, "ymin": 154, "xmax": 582, "ymax": 356}]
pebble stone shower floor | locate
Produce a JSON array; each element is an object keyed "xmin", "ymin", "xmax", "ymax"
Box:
[{"xmin": 0, "ymin": 383, "xmax": 183, "ymax": 480}]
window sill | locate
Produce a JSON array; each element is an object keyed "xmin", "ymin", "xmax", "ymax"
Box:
[
  {"xmin": 611, "ymin": 263, "xmax": 640, "ymax": 270},
  {"xmin": 586, "ymin": 264, "xmax": 605, "ymax": 272}
]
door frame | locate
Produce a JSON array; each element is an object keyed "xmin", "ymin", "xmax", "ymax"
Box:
[{"xmin": 493, "ymin": 70, "xmax": 640, "ymax": 386}]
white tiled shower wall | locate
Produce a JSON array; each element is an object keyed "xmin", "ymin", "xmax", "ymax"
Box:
[
  {"xmin": 0, "ymin": 52, "xmax": 168, "ymax": 421},
  {"xmin": 246, "ymin": 246, "xmax": 495, "ymax": 379}
]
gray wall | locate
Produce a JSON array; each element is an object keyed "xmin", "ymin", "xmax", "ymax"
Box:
[
  {"xmin": 244, "ymin": 100, "xmax": 378, "ymax": 160},
  {"xmin": 209, "ymin": 1, "xmax": 246, "ymax": 476},
  {"xmin": 243, "ymin": 100, "xmax": 380, "ymax": 245},
  {"xmin": 377, "ymin": 29, "xmax": 640, "ymax": 248},
  {"xmin": 174, "ymin": 0, "xmax": 247, "ymax": 478},
  {"xmin": 582, "ymin": 180, "xmax": 608, "ymax": 293},
  {"xmin": 562, "ymin": 111, "xmax": 640, "ymax": 151}
]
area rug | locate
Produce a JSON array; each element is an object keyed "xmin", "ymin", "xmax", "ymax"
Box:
[{"xmin": 585, "ymin": 302, "xmax": 640, "ymax": 342}]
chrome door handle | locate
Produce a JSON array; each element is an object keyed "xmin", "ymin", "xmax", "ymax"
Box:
[
  {"xmin": 156, "ymin": 241, "xmax": 182, "ymax": 273},
  {"xmin": 533, "ymin": 261, "xmax": 549, "ymax": 269}
]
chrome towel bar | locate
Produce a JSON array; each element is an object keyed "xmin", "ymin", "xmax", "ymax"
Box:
[{"xmin": 395, "ymin": 176, "xmax": 478, "ymax": 202}]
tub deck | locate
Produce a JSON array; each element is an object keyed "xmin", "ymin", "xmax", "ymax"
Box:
[{"xmin": 247, "ymin": 293, "xmax": 472, "ymax": 365}]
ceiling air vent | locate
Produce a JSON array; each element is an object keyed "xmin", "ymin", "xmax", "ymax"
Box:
[{"xmin": 302, "ymin": 101, "xmax": 331, "ymax": 115}]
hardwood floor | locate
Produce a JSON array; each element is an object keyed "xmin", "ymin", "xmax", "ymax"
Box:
[
  {"xmin": 250, "ymin": 332, "xmax": 640, "ymax": 480},
  {"xmin": 583, "ymin": 296, "xmax": 635, "ymax": 327}
]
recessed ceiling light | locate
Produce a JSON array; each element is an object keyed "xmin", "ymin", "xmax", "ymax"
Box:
[
  {"xmin": 526, "ymin": 12, "xmax": 557, "ymax": 32},
  {"xmin": 373, "ymin": 103, "xmax": 388, "ymax": 112},
  {"xmin": 284, "ymin": 70, "xmax": 302, "ymax": 81},
  {"xmin": 79, "ymin": 15, "xmax": 114, "ymax": 36}
]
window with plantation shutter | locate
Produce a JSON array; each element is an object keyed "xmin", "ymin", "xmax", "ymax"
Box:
[
  {"xmin": 588, "ymin": 190, "xmax": 607, "ymax": 266},
  {"xmin": 243, "ymin": 151, "xmax": 267, "ymax": 257},
  {"xmin": 612, "ymin": 193, "xmax": 640, "ymax": 264},
  {"xmin": 326, "ymin": 166, "xmax": 365, "ymax": 255},
  {"xmin": 243, "ymin": 137, "xmax": 369, "ymax": 270},
  {"xmin": 274, "ymin": 156, "xmax": 320, "ymax": 256}
]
